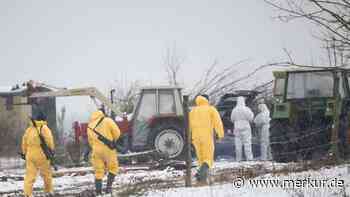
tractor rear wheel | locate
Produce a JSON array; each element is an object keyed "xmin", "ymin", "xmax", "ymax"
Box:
[
  {"xmin": 149, "ymin": 121, "xmax": 185, "ymax": 160},
  {"xmin": 270, "ymin": 120, "xmax": 298, "ymax": 162}
]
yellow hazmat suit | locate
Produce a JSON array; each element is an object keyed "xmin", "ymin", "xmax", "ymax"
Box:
[
  {"xmin": 87, "ymin": 111, "xmax": 121, "ymax": 180},
  {"xmin": 22, "ymin": 120, "xmax": 55, "ymax": 197},
  {"xmin": 189, "ymin": 96, "xmax": 224, "ymax": 168}
]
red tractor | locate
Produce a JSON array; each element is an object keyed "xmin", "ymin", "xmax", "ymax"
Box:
[{"xmin": 31, "ymin": 86, "xmax": 186, "ymax": 160}]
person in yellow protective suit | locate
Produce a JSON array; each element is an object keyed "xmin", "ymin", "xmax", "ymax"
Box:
[
  {"xmin": 189, "ymin": 95, "xmax": 224, "ymax": 182},
  {"xmin": 22, "ymin": 112, "xmax": 55, "ymax": 197},
  {"xmin": 87, "ymin": 110, "xmax": 121, "ymax": 195}
]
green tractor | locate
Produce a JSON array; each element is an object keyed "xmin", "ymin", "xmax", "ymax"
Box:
[{"xmin": 270, "ymin": 68, "xmax": 350, "ymax": 162}]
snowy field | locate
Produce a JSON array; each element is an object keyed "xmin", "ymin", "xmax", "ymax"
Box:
[
  {"xmin": 0, "ymin": 160, "xmax": 349, "ymax": 196},
  {"xmin": 147, "ymin": 163, "xmax": 349, "ymax": 197}
]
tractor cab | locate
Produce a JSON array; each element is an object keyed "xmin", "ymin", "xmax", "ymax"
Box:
[
  {"xmin": 272, "ymin": 69, "xmax": 350, "ymax": 120},
  {"xmin": 128, "ymin": 86, "xmax": 185, "ymax": 159},
  {"xmin": 271, "ymin": 68, "xmax": 350, "ymax": 161}
]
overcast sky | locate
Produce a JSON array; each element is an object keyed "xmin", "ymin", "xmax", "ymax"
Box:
[{"xmin": 0, "ymin": 0, "xmax": 324, "ymax": 124}]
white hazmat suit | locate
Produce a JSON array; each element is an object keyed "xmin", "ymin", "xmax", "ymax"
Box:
[
  {"xmin": 254, "ymin": 104, "xmax": 271, "ymax": 161},
  {"xmin": 231, "ymin": 97, "xmax": 254, "ymax": 161}
]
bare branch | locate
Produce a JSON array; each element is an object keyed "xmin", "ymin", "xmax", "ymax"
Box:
[
  {"xmin": 283, "ymin": 48, "xmax": 295, "ymax": 63},
  {"xmin": 111, "ymin": 78, "xmax": 140, "ymax": 114},
  {"xmin": 265, "ymin": 0, "xmax": 350, "ymax": 66},
  {"xmin": 163, "ymin": 43, "xmax": 185, "ymax": 86}
]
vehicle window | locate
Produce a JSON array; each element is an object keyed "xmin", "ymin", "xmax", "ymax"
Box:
[
  {"xmin": 132, "ymin": 91, "xmax": 157, "ymax": 147},
  {"xmin": 287, "ymin": 71, "xmax": 334, "ymax": 99},
  {"xmin": 159, "ymin": 90, "xmax": 175, "ymax": 114},
  {"xmin": 339, "ymin": 75, "xmax": 345, "ymax": 98},
  {"xmin": 131, "ymin": 94, "xmax": 141, "ymax": 115},
  {"xmin": 274, "ymin": 78, "xmax": 285, "ymax": 96},
  {"xmin": 137, "ymin": 92, "xmax": 157, "ymax": 119}
]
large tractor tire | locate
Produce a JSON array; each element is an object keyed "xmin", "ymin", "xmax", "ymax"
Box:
[
  {"xmin": 148, "ymin": 120, "xmax": 185, "ymax": 160},
  {"xmin": 270, "ymin": 120, "xmax": 298, "ymax": 162}
]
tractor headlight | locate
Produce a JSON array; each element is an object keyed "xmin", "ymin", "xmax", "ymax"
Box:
[{"xmin": 327, "ymin": 103, "xmax": 334, "ymax": 112}]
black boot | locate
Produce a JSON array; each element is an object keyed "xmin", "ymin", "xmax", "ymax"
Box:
[
  {"xmin": 95, "ymin": 179, "xmax": 102, "ymax": 195},
  {"xmin": 105, "ymin": 173, "xmax": 116, "ymax": 194},
  {"xmin": 198, "ymin": 163, "xmax": 209, "ymax": 183}
]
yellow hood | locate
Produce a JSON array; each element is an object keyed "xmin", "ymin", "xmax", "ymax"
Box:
[
  {"xmin": 90, "ymin": 110, "xmax": 105, "ymax": 122},
  {"xmin": 29, "ymin": 120, "xmax": 47, "ymax": 128},
  {"xmin": 195, "ymin": 96, "xmax": 209, "ymax": 106}
]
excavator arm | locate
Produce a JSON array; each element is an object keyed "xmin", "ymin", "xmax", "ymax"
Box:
[{"xmin": 29, "ymin": 87, "xmax": 121, "ymax": 116}]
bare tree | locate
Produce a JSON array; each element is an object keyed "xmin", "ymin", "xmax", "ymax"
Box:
[
  {"xmin": 265, "ymin": 0, "xmax": 350, "ymax": 66},
  {"xmin": 324, "ymin": 37, "xmax": 350, "ymax": 67},
  {"xmin": 163, "ymin": 43, "xmax": 186, "ymax": 86},
  {"xmin": 111, "ymin": 78, "xmax": 140, "ymax": 115},
  {"xmin": 189, "ymin": 59, "xmax": 241, "ymax": 103},
  {"xmin": 190, "ymin": 58, "xmax": 330, "ymax": 104}
]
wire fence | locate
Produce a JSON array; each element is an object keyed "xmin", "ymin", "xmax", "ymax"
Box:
[
  {"xmin": 270, "ymin": 127, "xmax": 330, "ymax": 145},
  {"xmin": 0, "ymin": 157, "xmax": 25, "ymax": 170},
  {"xmin": 272, "ymin": 141, "xmax": 337, "ymax": 157},
  {"xmin": 0, "ymin": 126, "xmax": 347, "ymax": 196}
]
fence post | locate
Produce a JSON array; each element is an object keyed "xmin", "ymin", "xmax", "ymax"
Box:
[
  {"xmin": 331, "ymin": 71, "xmax": 340, "ymax": 162},
  {"xmin": 183, "ymin": 95, "xmax": 192, "ymax": 187}
]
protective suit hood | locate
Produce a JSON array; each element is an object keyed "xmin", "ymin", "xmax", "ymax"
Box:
[
  {"xmin": 30, "ymin": 120, "xmax": 47, "ymax": 128},
  {"xmin": 34, "ymin": 120, "xmax": 47, "ymax": 128},
  {"xmin": 254, "ymin": 104, "xmax": 271, "ymax": 126},
  {"xmin": 90, "ymin": 110, "xmax": 105, "ymax": 122},
  {"xmin": 236, "ymin": 97, "xmax": 246, "ymax": 107},
  {"xmin": 195, "ymin": 96, "xmax": 209, "ymax": 106},
  {"xmin": 258, "ymin": 104, "xmax": 270, "ymax": 115},
  {"xmin": 231, "ymin": 96, "xmax": 254, "ymax": 129}
]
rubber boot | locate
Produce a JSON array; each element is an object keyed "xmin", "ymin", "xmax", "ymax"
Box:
[
  {"xmin": 95, "ymin": 179, "xmax": 102, "ymax": 195},
  {"xmin": 105, "ymin": 173, "xmax": 116, "ymax": 194},
  {"xmin": 198, "ymin": 163, "xmax": 209, "ymax": 183}
]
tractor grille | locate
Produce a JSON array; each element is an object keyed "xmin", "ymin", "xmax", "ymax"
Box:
[{"xmin": 290, "ymin": 100, "xmax": 331, "ymax": 130}]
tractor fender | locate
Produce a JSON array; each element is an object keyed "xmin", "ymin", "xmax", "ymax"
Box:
[{"xmin": 148, "ymin": 115, "xmax": 184, "ymax": 134}]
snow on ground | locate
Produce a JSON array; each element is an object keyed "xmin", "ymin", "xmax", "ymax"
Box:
[
  {"xmin": 0, "ymin": 157, "xmax": 25, "ymax": 170},
  {"xmin": 213, "ymin": 159, "xmax": 291, "ymax": 172},
  {"xmin": 0, "ymin": 165, "xmax": 184, "ymax": 196},
  {"xmin": 146, "ymin": 163, "xmax": 350, "ymax": 197},
  {"xmin": 145, "ymin": 183, "xmax": 290, "ymax": 197},
  {"xmin": 1, "ymin": 160, "xmax": 349, "ymax": 196}
]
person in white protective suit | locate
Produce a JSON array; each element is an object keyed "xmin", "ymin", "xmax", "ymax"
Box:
[
  {"xmin": 231, "ymin": 96, "xmax": 254, "ymax": 161},
  {"xmin": 254, "ymin": 103, "xmax": 271, "ymax": 161}
]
